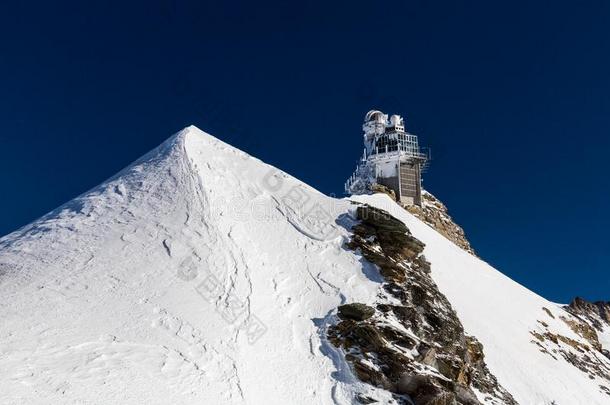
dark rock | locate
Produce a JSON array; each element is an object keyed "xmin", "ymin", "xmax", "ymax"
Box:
[
  {"xmin": 352, "ymin": 324, "xmax": 386, "ymax": 350},
  {"xmin": 436, "ymin": 356, "xmax": 465, "ymax": 382},
  {"xmin": 454, "ymin": 385, "xmax": 480, "ymax": 405},
  {"xmin": 542, "ymin": 307, "xmax": 555, "ymax": 319},
  {"xmin": 353, "ymin": 360, "xmax": 390, "ymax": 389},
  {"xmin": 413, "ymin": 255, "xmax": 431, "ymax": 274},
  {"xmin": 410, "ymin": 284, "xmax": 428, "ymax": 306},
  {"xmin": 356, "ymin": 206, "xmax": 409, "ymax": 235},
  {"xmin": 420, "ymin": 347, "xmax": 438, "ymax": 368},
  {"xmin": 398, "ymin": 374, "xmax": 457, "ymax": 405},
  {"xmin": 355, "ymin": 393, "xmax": 378, "ymax": 404},
  {"xmin": 464, "ymin": 337, "xmax": 484, "ymax": 365},
  {"xmin": 567, "ymin": 297, "xmax": 610, "ymax": 328},
  {"xmin": 378, "ymin": 232, "xmax": 425, "ymax": 261},
  {"xmin": 383, "ymin": 284, "xmax": 408, "ymax": 301},
  {"xmin": 338, "ymin": 303, "xmax": 375, "ymax": 321},
  {"xmin": 560, "ymin": 316, "xmax": 601, "ymax": 351},
  {"xmin": 531, "ymin": 302, "xmax": 610, "ymax": 382},
  {"xmin": 397, "ymin": 374, "xmax": 435, "ymax": 396},
  {"xmin": 421, "ymin": 392, "xmax": 457, "ymax": 405},
  {"xmin": 378, "ymin": 325, "xmax": 417, "ymax": 350},
  {"xmin": 330, "ymin": 203, "xmax": 517, "ymax": 405},
  {"xmin": 371, "ymin": 183, "xmax": 396, "ymax": 201},
  {"xmin": 403, "ymin": 192, "xmax": 476, "ymax": 256}
]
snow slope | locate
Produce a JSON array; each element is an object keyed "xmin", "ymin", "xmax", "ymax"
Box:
[
  {"xmin": 0, "ymin": 126, "xmax": 608, "ymax": 404},
  {"xmin": 352, "ymin": 193, "xmax": 610, "ymax": 405},
  {"xmin": 0, "ymin": 127, "xmax": 383, "ymax": 404}
]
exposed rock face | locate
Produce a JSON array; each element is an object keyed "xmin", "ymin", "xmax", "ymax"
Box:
[
  {"xmin": 329, "ymin": 205, "xmax": 516, "ymax": 405},
  {"xmin": 371, "ymin": 183, "xmax": 397, "ymax": 201},
  {"xmin": 567, "ymin": 297, "xmax": 610, "ymax": 332},
  {"xmin": 401, "ymin": 191, "xmax": 476, "ymax": 256},
  {"xmin": 529, "ymin": 299, "xmax": 610, "ymax": 394},
  {"xmin": 562, "ymin": 297, "xmax": 610, "ymax": 362},
  {"xmin": 338, "ymin": 303, "xmax": 376, "ymax": 321}
]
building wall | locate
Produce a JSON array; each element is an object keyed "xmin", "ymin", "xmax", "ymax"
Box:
[
  {"xmin": 399, "ymin": 161, "xmax": 422, "ymax": 206},
  {"xmin": 375, "ymin": 160, "xmax": 399, "ymax": 179},
  {"xmin": 373, "ymin": 159, "xmax": 422, "ymax": 206}
]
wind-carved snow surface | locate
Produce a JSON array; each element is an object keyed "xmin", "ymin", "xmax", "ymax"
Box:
[
  {"xmin": 0, "ymin": 127, "xmax": 386, "ymax": 404},
  {"xmin": 0, "ymin": 126, "xmax": 608, "ymax": 404}
]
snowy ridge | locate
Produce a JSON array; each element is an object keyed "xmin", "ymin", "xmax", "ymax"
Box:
[
  {"xmin": 0, "ymin": 126, "xmax": 608, "ymax": 404},
  {"xmin": 0, "ymin": 127, "xmax": 383, "ymax": 404}
]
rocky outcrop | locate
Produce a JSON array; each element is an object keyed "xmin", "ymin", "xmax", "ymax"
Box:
[
  {"xmin": 338, "ymin": 303, "xmax": 376, "ymax": 321},
  {"xmin": 371, "ymin": 183, "xmax": 397, "ymax": 201},
  {"xmin": 329, "ymin": 205, "xmax": 516, "ymax": 404},
  {"xmin": 564, "ymin": 297, "xmax": 610, "ymax": 361},
  {"xmin": 566, "ymin": 297, "xmax": 610, "ymax": 332},
  {"xmin": 529, "ymin": 301, "xmax": 610, "ymax": 394},
  {"xmin": 401, "ymin": 191, "xmax": 476, "ymax": 256},
  {"xmin": 362, "ymin": 186, "xmax": 610, "ymax": 401}
]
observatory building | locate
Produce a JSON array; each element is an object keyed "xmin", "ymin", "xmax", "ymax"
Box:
[{"xmin": 345, "ymin": 110, "xmax": 429, "ymax": 206}]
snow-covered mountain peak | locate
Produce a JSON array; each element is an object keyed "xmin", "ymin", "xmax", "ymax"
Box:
[
  {"xmin": 0, "ymin": 126, "xmax": 373, "ymax": 404},
  {"xmin": 1, "ymin": 127, "xmax": 609, "ymax": 405}
]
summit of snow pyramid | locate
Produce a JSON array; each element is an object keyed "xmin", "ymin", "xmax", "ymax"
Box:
[
  {"xmin": 1, "ymin": 126, "xmax": 609, "ymax": 404},
  {"xmin": 0, "ymin": 126, "xmax": 379, "ymax": 404}
]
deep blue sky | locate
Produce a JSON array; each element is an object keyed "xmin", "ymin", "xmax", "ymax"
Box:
[{"xmin": 1, "ymin": 1, "xmax": 608, "ymax": 303}]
